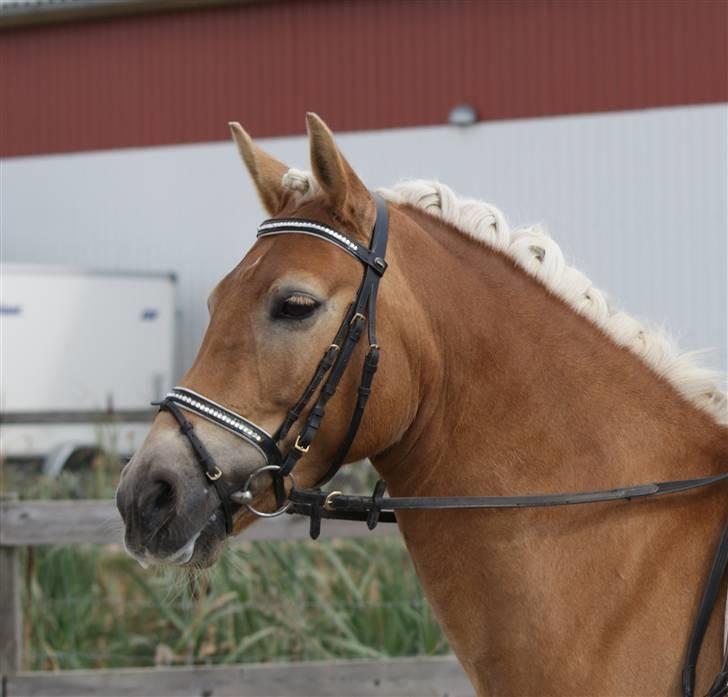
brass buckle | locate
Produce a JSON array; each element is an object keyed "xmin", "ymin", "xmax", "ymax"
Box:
[
  {"xmin": 294, "ymin": 436, "xmax": 310, "ymax": 453},
  {"xmin": 350, "ymin": 312, "xmax": 366, "ymax": 326},
  {"xmin": 206, "ymin": 466, "xmax": 223, "ymax": 481},
  {"xmin": 323, "ymin": 491, "xmax": 342, "ymax": 512}
]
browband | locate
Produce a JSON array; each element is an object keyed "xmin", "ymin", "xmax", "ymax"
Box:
[{"xmin": 257, "ymin": 219, "xmax": 388, "ymax": 275}]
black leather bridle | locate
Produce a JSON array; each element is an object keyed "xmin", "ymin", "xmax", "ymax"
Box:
[
  {"xmin": 158, "ymin": 192, "xmax": 390, "ymax": 530},
  {"xmin": 157, "ymin": 193, "xmax": 727, "ymax": 697}
]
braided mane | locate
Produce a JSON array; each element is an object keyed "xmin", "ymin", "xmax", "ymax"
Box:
[{"xmin": 281, "ymin": 170, "xmax": 727, "ymax": 425}]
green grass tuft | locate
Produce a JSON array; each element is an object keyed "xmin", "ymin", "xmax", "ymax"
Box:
[{"xmin": 22, "ymin": 538, "xmax": 448, "ymax": 670}]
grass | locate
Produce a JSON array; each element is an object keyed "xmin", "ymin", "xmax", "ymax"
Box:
[
  {"xmin": 3, "ymin": 459, "xmax": 448, "ymax": 671},
  {"xmin": 22, "ymin": 538, "xmax": 447, "ymax": 671}
]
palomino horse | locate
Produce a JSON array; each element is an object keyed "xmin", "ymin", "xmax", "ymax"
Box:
[{"xmin": 116, "ymin": 114, "xmax": 727, "ymax": 696}]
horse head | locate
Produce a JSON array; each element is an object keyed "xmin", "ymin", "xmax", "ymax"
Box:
[{"xmin": 116, "ymin": 114, "xmax": 417, "ymax": 568}]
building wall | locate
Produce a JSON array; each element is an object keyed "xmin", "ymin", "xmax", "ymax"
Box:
[
  {"xmin": 1, "ymin": 0, "xmax": 726, "ymax": 157},
  {"xmin": 3, "ymin": 104, "xmax": 726, "ymax": 377}
]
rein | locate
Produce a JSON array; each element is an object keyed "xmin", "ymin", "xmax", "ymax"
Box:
[{"xmin": 156, "ymin": 194, "xmax": 728, "ymax": 697}]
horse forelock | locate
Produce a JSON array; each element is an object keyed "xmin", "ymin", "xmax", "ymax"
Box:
[
  {"xmin": 281, "ymin": 168, "xmax": 321, "ymax": 201},
  {"xmin": 280, "ymin": 170, "xmax": 727, "ymax": 425}
]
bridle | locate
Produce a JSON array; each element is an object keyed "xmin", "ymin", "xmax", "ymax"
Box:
[
  {"xmin": 157, "ymin": 192, "xmax": 390, "ymax": 529},
  {"xmin": 156, "ymin": 193, "xmax": 728, "ymax": 697}
]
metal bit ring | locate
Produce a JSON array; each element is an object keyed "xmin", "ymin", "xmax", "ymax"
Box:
[{"xmin": 234, "ymin": 464, "xmax": 296, "ymax": 518}]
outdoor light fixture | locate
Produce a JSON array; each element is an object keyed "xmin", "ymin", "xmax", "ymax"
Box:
[{"xmin": 448, "ymin": 104, "xmax": 478, "ymax": 127}]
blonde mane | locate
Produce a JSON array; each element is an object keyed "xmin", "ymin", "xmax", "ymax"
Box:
[{"xmin": 282, "ymin": 170, "xmax": 727, "ymax": 425}]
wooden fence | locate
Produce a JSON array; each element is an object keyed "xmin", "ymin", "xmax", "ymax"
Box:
[{"xmin": 0, "ymin": 495, "xmax": 472, "ymax": 696}]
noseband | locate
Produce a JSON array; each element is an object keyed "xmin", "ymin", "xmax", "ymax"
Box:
[{"xmin": 156, "ymin": 193, "xmax": 727, "ymax": 697}]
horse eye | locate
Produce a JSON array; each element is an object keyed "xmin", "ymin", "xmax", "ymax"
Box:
[{"xmin": 274, "ymin": 294, "xmax": 320, "ymax": 320}]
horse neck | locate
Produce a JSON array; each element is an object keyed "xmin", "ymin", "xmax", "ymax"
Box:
[{"xmin": 374, "ymin": 204, "xmax": 727, "ymax": 497}]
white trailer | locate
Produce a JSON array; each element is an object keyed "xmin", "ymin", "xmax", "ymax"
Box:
[{"xmin": 0, "ymin": 264, "xmax": 176, "ymax": 475}]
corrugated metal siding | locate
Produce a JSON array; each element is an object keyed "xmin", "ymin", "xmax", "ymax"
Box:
[
  {"xmin": 1, "ymin": 0, "xmax": 726, "ymax": 157},
  {"xmin": 3, "ymin": 105, "xmax": 726, "ymax": 375}
]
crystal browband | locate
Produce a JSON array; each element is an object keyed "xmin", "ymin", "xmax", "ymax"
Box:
[
  {"xmin": 257, "ymin": 219, "xmax": 387, "ymax": 275},
  {"xmin": 258, "ymin": 219, "xmax": 360, "ymax": 252}
]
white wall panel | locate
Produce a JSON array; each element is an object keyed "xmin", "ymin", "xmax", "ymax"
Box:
[{"xmin": 2, "ymin": 105, "xmax": 726, "ymax": 377}]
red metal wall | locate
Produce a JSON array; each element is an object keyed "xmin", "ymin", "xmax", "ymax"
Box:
[{"xmin": 1, "ymin": 0, "xmax": 726, "ymax": 158}]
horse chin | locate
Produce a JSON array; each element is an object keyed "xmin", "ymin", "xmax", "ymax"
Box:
[
  {"xmin": 145, "ymin": 508, "xmax": 228, "ymax": 570},
  {"xmin": 181, "ymin": 510, "xmax": 228, "ymax": 569}
]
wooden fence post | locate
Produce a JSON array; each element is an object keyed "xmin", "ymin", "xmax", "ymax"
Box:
[{"xmin": 0, "ymin": 493, "xmax": 22, "ymax": 677}]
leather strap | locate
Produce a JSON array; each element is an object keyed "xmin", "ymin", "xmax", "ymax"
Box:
[
  {"xmin": 257, "ymin": 218, "xmax": 388, "ymax": 276},
  {"xmin": 272, "ymin": 305, "xmax": 354, "ymax": 444},
  {"xmin": 315, "ymin": 195, "xmax": 390, "ymax": 487},
  {"xmin": 321, "ymin": 345, "xmax": 379, "ymax": 485},
  {"xmin": 682, "ymin": 516, "xmax": 728, "ymax": 697},
  {"xmin": 163, "ymin": 387, "xmax": 282, "ymax": 465},
  {"xmin": 290, "ymin": 473, "xmax": 728, "ymax": 518},
  {"xmin": 157, "ymin": 398, "xmax": 235, "ymax": 535}
]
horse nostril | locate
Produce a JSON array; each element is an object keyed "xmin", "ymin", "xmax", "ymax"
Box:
[{"xmin": 151, "ymin": 479, "xmax": 176, "ymax": 513}]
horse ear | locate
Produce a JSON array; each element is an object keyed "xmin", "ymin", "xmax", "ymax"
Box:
[
  {"xmin": 229, "ymin": 122, "xmax": 289, "ymax": 216},
  {"xmin": 306, "ymin": 113, "xmax": 372, "ymax": 227}
]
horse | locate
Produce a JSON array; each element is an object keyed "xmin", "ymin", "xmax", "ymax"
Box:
[{"xmin": 116, "ymin": 113, "xmax": 727, "ymax": 696}]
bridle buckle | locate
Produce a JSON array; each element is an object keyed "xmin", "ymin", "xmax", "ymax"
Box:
[
  {"xmin": 323, "ymin": 490, "xmax": 342, "ymax": 512},
  {"xmin": 206, "ymin": 466, "xmax": 223, "ymax": 481},
  {"xmin": 294, "ymin": 435, "xmax": 310, "ymax": 453}
]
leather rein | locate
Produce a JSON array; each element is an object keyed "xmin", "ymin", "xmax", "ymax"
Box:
[{"xmin": 157, "ymin": 193, "xmax": 728, "ymax": 697}]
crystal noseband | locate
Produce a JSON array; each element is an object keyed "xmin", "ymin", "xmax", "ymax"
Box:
[{"xmin": 162, "ymin": 388, "xmax": 282, "ymax": 464}]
